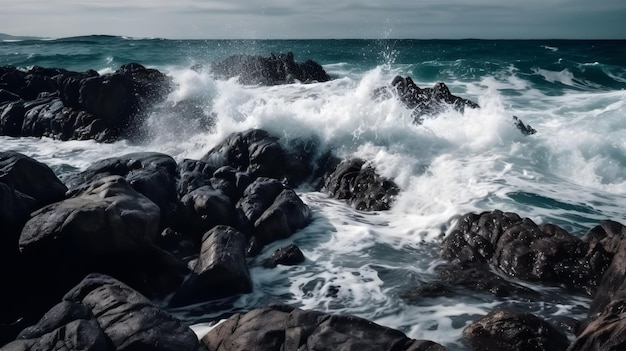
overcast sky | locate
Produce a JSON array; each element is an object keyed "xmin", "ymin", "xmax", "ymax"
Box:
[{"xmin": 2, "ymin": 0, "xmax": 625, "ymax": 39}]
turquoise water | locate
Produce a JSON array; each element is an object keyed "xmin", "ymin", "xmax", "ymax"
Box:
[{"xmin": 2, "ymin": 36, "xmax": 626, "ymax": 350}]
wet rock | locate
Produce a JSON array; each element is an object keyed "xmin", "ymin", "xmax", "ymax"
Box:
[
  {"xmin": 463, "ymin": 307, "xmax": 570, "ymax": 351},
  {"xmin": 211, "ymin": 52, "xmax": 331, "ymax": 85},
  {"xmin": 201, "ymin": 304, "xmax": 448, "ymax": 351},
  {"xmin": 66, "ymin": 152, "xmax": 179, "ymax": 225},
  {"xmin": 169, "ymin": 225, "xmax": 252, "ymax": 307},
  {"xmin": 375, "ymin": 75, "xmax": 479, "ymax": 120},
  {"xmin": 201, "ymin": 128, "xmax": 315, "ymax": 187},
  {"xmin": 62, "ymin": 273, "xmax": 201, "ymax": 351},
  {"xmin": 0, "ymin": 151, "xmax": 67, "ymax": 208},
  {"xmin": 235, "ymin": 177, "xmax": 311, "ymax": 254},
  {"xmin": 0, "ymin": 301, "xmax": 112, "ymax": 351},
  {"xmin": 323, "ymin": 158, "xmax": 399, "ymax": 211},
  {"xmin": 441, "ymin": 210, "xmax": 612, "ymax": 293},
  {"xmin": 263, "ymin": 244, "xmax": 305, "ymax": 268},
  {"xmin": 0, "ymin": 63, "xmax": 171, "ymax": 141},
  {"xmin": 513, "ymin": 115, "xmax": 536, "ymax": 135},
  {"xmin": 178, "ymin": 185, "xmax": 234, "ymax": 238}
]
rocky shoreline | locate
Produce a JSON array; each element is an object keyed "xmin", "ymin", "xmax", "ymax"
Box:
[{"xmin": 1, "ymin": 55, "xmax": 624, "ymax": 350}]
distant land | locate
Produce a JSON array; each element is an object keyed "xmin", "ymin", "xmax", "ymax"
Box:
[{"xmin": 0, "ymin": 33, "xmax": 44, "ymax": 41}]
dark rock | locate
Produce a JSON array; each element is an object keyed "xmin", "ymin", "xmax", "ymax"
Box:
[
  {"xmin": 177, "ymin": 158, "xmax": 218, "ymax": 197},
  {"xmin": 513, "ymin": 115, "xmax": 536, "ymax": 135},
  {"xmin": 178, "ymin": 185, "xmax": 234, "ymax": 239},
  {"xmin": 200, "ymin": 129, "xmax": 315, "ymax": 187},
  {"xmin": 463, "ymin": 307, "xmax": 570, "ymax": 351},
  {"xmin": 0, "ymin": 89, "xmax": 21, "ymax": 104},
  {"xmin": 1, "ymin": 301, "xmax": 112, "ymax": 351},
  {"xmin": 0, "ymin": 100, "xmax": 25, "ymax": 136},
  {"xmin": 169, "ymin": 225, "xmax": 252, "ymax": 307},
  {"xmin": 0, "ymin": 151, "xmax": 68, "ymax": 207},
  {"xmin": 235, "ymin": 178, "xmax": 311, "ymax": 254},
  {"xmin": 263, "ymin": 244, "xmax": 305, "ymax": 268},
  {"xmin": 0, "ymin": 63, "xmax": 171, "ymax": 142},
  {"xmin": 61, "ymin": 273, "xmax": 201, "ymax": 351},
  {"xmin": 376, "ymin": 76, "xmax": 479, "ymax": 121},
  {"xmin": 19, "ymin": 175, "xmax": 186, "ymax": 299},
  {"xmin": 323, "ymin": 158, "xmax": 399, "ymax": 211},
  {"xmin": 441, "ymin": 210, "xmax": 613, "ymax": 293},
  {"xmin": 211, "ymin": 52, "xmax": 331, "ymax": 86},
  {"xmin": 201, "ymin": 304, "xmax": 447, "ymax": 351},
  {"xmin": 568, "ymin": 306, "xmax": 626, "ymax": 350}
]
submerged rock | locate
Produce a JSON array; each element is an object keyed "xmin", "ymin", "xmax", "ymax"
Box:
[
  {"xmin": 201, "ymin": 304, "xmax": 448, "ymax": 351},
  {"xmin": 263, "ymin": 244, "xmax": 306, "ymax": 268},
  {"xmin": 211, "ymin": 52, "xmax": 331, "ymax": 85}
]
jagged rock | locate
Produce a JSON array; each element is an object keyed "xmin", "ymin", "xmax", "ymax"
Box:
[
  {"xmin": 201, "ymin": 304, "xmax": 448, "ymax": 351},
  {"xmin": 66, "ymin": 152, "xmax": 179, "ymax": 225},
  {"xmin": 0, "ymin": 301, "xmax": 112, "ymax": 351},
  {"xmin": 323, "ymin": 158, "xmax": 399, "ymax": 211},
  {"xmin": 200, "ymin": 129, "xmax": 315, "ymax": 187},
  {"xmin": 235, "ymin": 177, "xmax": 311, "ymax": 254},
  {"xmin": 178, "ymin": 185, "xmax": 234, "ymax": 239},
  {"xmin": 263, "ymin": 244, "xmax": 305, "ymax": 268},
  {"xmin": 61, "ymin": 273, "xmax": 200, "ymax": 351},
  {"xmin": 463, "ymin": 307, "xmax": 570, "ymax": 351},
  {"xmin": 441, "ymin": 210, "xmax": 613, "ymax": 293},
  {"xmin": 211, "ymin": 52, "xmax": 331, "ymax": 85},
  {"xmin": 0, "ymin": 63, "xmax": 171, "ymax": 141},
  {"xmin": 169, "ymin": 225, "xmax": 252, "ymax": 306}
]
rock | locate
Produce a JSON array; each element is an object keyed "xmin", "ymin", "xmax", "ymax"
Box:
[
  {"xmin": 441, "ymin": 210, "xmax": 613, "ymax": 293},
  {"xmin": 211, "ymin": 52, "xmax": 331, "ymax": 85},
  {"xmin": 463, "ymin": 307, "xmax": 570, "ymax": 351},
  {"xmin": 19, "ymin": 175, "xmax": 186, "ymax": 299},
  {"xmin": 513, "ymin": 115, "xmax": 536, "ymax": 135},
  {"xmin": 0, "ymin": 63, "xmax": 171, "ymax": 141},
  {"xmin": 201, "ymin": 129, "xmax": 315, "ymax": 187},
  {"xmin": 66, "ymin": 152, "xmax": 179, "ymax": 225},
  {"xmin": 169, "ymin": 225, "xmax": 252, "ymax": 307},
  {"xmin": 0, "ymin": 89, "xmax": 21, "ymax": 104},
  {"xmin": 263, "ymin": 244, "xmax": 305, "ymax": 268},
  {"xmin": 201, "ymin": 304, "xmax": 447, "ymax": 351},
  {"xmin": 323, "ymin": 158, "xmax": 399, "ymax": 211},
  {"xmin": 61, "ymin": 273, "xmax": 201, "ymax": 351},
  {"xmin": 567, "ymin": 305, "xmax": 626, "ymax": 350},
  {"xmin": 177, "ymin": 158, "xmax": 218, "ymax": 197},
  {"xmin": 178, "ymin": 185, "xmax": 234, "ymax": 238},
  {"xmin": 0, "ymin": 301, "xmax": 112, "ymax": 351},
  {"xmin": 376, "ymin": 76, "xmax": 479, "ymax": 121},
  {"xmin": 0, "ymin": 151, "xmax": 67, "ymax": 208},
  {"xmin": 235, "ymin": 178, "xmax": 311, "ymax": 254}
]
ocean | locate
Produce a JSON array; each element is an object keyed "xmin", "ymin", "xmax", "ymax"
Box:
[{"xmin": 2, "ymin": 36, "xmax": 626, "ymax": 350}]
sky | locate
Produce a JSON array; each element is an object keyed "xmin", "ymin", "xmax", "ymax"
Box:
[{"xmin": 2, "ymin": 0, "xmax": 625, "ymax": 39}]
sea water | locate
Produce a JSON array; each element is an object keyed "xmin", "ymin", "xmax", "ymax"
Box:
[{"xmin": 2, "ymin": 37, "xmax": 626, "ymax": 350}]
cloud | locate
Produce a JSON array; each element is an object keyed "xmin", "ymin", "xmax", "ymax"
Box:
[{"xmin": 1, "ymin": 0, "xmax": 624, "ymax": 38}]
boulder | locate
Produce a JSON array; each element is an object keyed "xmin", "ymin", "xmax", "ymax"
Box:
[
  {"xmin": 169, "ymin": 225, "xmax": 252, "ymax": 307},
  {"xmin": 178, "ymin": 185, "xmax": 234, "ymax": 238},
  {"xmin": 0, "ymin": 63, "xmax": 171, "ymax": 141},
  {"xmin": 201, "ymin": 304, "xmax": 447, "ymax": 351},
  {"xmin": 263, "ymin": 244, "xmax": 305, "ymax": 268},
  {"xmin": 441, "ymin": 210, "xmax": 613, "ymax": 293},
  {"xmin": 58, "ymin": 273, "xmax": 199, "ymax": 351},
  {"xmin": 323, "ymin": 158, "xmax": 399, "ymax": 211},
  {"xmin": 0, "ymin": 301, "xmax": 112, "ymax": 351},
  {"xmin": 463, "ymin": 307, "xmax": 570, "ymax": 351},
  {"xmin": 211, "ymin": 52, "xmax": 331, "ymax": 85},
  {"xmin": 66, "ymin": 152, "xmax": 179, "ymax": 225},
  {"xmin": 200, "ymin": 129, "xmax": 315, "ymax": 187},
  {"xmin": 0, "ymin": 151, "xmax": 67, "ymax": 208},
  {"xmin": 235, "ymin": 178, "xmax": 311, "ymax": 254}
]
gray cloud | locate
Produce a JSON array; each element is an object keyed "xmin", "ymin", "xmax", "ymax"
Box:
[{"xmin": 1, "ymin": 0, "xmax": 624, "ymax": 39}]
